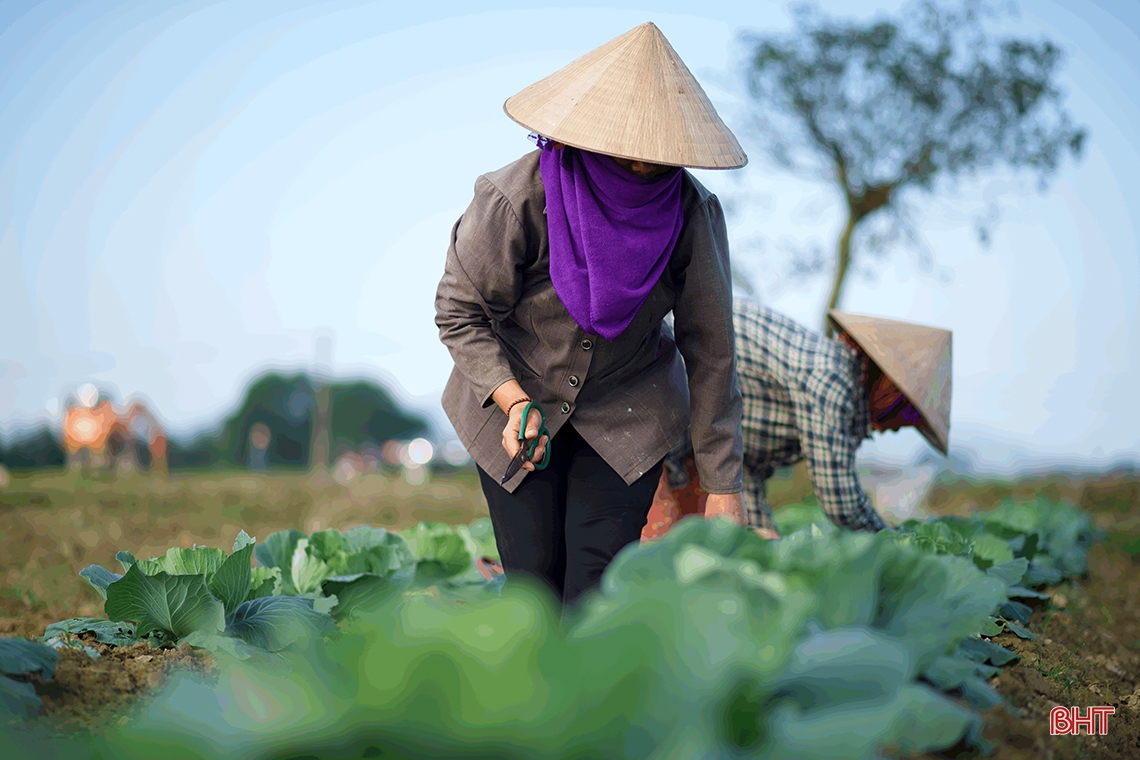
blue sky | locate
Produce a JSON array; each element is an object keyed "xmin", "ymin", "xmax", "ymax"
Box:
[{"xmin": 1, "ymin": 0, "xmax": 1137, "ymax": 469}]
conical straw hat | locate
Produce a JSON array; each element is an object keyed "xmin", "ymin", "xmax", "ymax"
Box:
[
  {"xmin": 828, "ymin": 310, "xmax": 952, "ymax": 456},
  {"xmin": 504, "ymin": 23, "xmax": 747, "ymax": 170}
]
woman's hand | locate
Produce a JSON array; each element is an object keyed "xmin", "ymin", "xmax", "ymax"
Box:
[
  {"xmin": 503, "ymin": 402, "xmax": 549, "ymax": 471},
  {"xmin": 491, "ymin": 380, "xmax": 549, "ymax": 471},
  {"xmin": 704, "ymin": 494, "xmax": 781, "ymax": 539},
  {"xmin": 703, "ymin": 492, "xmax": 745, "ymax": 526}
]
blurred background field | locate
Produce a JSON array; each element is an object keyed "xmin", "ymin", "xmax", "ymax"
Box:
[
  {"xmin": 4, "ymin": 462, "xmax": 1136, "ymax": 636},
  {"xmin": 0, "ymin": 468, "xmax": 486, "ymax": 637},
  {"xmin": 2, "ymin": 0, "xmax": 1138, "ymax": 484}
]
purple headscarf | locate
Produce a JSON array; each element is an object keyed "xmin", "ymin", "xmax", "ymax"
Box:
[
  {"xmin": 874, "ymin": 393, "xmax": 924, "ymax": 426},
  {"xmin": 538, "ymin": 141, "xmax": 684, "ymax": 341}
]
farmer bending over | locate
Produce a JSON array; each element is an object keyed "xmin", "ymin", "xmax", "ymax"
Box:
[
  {"xmin": 642, "ymin": 301, "xmax": 951, "ymax": 540},
  {"xmin": 436, "ymin": 23, "xmax": 747, "ymax": 607}
]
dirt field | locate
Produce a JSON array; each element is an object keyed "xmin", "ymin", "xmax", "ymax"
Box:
[
  {"xmin": 925, "ymin": 470, "xmax": 1140, "ymax": 759},
  {"xmin": 1, "ymin": 464, "xmax": 1137, "ymax": 757},
  {"xmin": 0, "ymin": 466, "xmax": 487, "ymax": 639}
]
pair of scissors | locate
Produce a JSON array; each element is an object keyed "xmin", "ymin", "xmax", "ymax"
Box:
[{"xmin": 500, "ymin": 401, "xmax": 551, "ymax": 484}]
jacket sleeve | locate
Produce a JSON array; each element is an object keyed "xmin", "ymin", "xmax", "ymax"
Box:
[
  {"xmin": 671, "ymin": 194, "xmax": 744, "ymax": 494},
  {"xmin": 435, "ymin": 176, "xmax": 527, "ymax": 408}
]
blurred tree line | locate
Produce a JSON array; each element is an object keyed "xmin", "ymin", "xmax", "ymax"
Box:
[
  {"xmin": 0, "ymin": 373, "xmax": 428, "ymax": 472},
  {"xmin": 0, "ymin": 427, "xmax": 65, "ymax": 469}
]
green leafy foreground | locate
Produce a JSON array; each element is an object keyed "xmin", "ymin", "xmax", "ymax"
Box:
[
  {"xmin": 35, "ymin": 520, "xmax": 503, "ymax": 664},
  {"xmin": 57, "ymin": 530, "xmax": 335, "ymax": 659},
  {"xmin": 1, "ymin": 501, "xmax": 1099, "ymax": 758},
  {"xmin": 0, "ymin": 638, "xmax": 59, "ymax": 719}
]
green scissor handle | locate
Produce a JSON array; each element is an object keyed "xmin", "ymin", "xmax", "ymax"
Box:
[{"xmin": 517, "ymin": 401, "xmax": 551, "ymax": 471}]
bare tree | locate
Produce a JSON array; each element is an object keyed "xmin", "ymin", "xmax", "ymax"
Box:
[{"xmin": 742, "ymin": 1, "xmax": 1086, "ymax": 334}]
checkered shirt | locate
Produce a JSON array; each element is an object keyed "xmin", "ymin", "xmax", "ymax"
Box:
[{"xmin": 666, "ymin": 301, "xmax": 889, "ymax": 533}]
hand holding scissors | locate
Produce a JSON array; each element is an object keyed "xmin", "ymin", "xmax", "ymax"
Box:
[{"xmin": 500, "ymin": 401, "xmax": 551, "ymax": 484}]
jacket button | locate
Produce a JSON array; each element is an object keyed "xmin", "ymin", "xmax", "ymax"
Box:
[
  {"xmin": 568, "ymin": 376, "xmax": 579, "ymax": 387},
  {"xmin": 581, "ymin": 339, "xmax": 593, "ymax": 350},
  {"xmin": 560, "ymin": 402, "xmax": 571, "ymax": 414}
]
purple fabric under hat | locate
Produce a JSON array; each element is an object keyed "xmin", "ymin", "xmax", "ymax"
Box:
[{"xmin": 538, "ymin": 140, "xmax": 684, "ymax": 341}]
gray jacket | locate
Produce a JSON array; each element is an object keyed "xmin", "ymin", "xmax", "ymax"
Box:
[{"xmin": 435, "ymin": 150, "xmax": 743, "ymax": 493}]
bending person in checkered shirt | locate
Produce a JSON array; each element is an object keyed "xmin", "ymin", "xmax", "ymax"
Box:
[{"xmin": 643, "ymin": 300, "xmax": 952, "ymax": 540}]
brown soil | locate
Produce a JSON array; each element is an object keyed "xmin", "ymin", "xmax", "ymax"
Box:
[
  {"xmin": 20, "ymin": 634, "xmax": 217, "ymax": 732},
  {"xmin": 0, "ymin": 469, "xmax": 487, "ymax": 635},
  {"xmin": 924, "ymin": 471, "xmax": 1140, "ymax": 759},
  {"xmin": 972, "ymin": 576, "xmax": 1140, "ymax": 759},
  {"xmin": 3, "ymin": 468, "xmax": 1136, "ymax": 753},
  {"xmin": 0, "ymin": 469, "xmax": 486, "ymax": 733}
]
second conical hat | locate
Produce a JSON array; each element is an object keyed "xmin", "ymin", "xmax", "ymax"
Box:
[
  {"xmin": 828, "ymin": 310, "xmax": 952, "ymax": 456},
  {"xmin": 504, "ymin": 23, "xmax": 747, "ymax": 170}
]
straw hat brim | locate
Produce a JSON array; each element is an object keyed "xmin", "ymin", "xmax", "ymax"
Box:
[
  {"xmin": 503, "ymin": 22, "xmax": 747, "ymax": 170},
  {"xmin": 828, "ymin": 310, "xmax": 952, "ymax": 456}
]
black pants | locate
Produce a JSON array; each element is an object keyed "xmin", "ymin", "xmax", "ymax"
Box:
[{"xmin": 477, "ymin": 423, "xmax": 663, "ymax": 607}]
